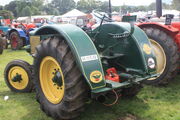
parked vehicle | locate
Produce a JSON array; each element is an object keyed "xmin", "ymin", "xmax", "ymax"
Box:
[
  {"xmin": 0, "ymin": 16, "xmax": 10, "ymax": 36},
  {"xmin": 4, "ymin": 11, "xmax": 158, "ymax": 119},
  {"xmin": 136, "ymin": 0, "xmax": 180, "ymax": 85},
  {"xmin": 7, "ymin": 23, "xmax": 36, "ymax": 50}
]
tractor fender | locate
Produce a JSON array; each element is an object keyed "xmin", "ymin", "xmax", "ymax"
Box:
[
  {"xmin": 92, "ymin": 22, "xmax": 157, "ymax": 74},
  {"xmin": 30, "ymin": 24, "xmax": 106, "ymax": 90},
  {"xmin": 137, "ymin": 22, "xmax": 179, "ymax": 37},
  {"xmin": 137, "ymin": 22, "xmax": 180, "ymax": 51}
]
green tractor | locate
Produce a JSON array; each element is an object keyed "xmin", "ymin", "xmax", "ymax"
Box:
[{"xmin": 4, "ymin": 13, "xmax": 158, "ymax": 119}]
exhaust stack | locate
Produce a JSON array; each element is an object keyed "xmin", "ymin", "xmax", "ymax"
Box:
[{"xmin": 156, "ymin": 0, "xmax": 162, "ymax": 18}]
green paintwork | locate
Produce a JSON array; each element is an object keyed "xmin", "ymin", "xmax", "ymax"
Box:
[
  {"xmin": 30, "ymin": 24, "xmax": 106, "ymax": 89},
  {"xmin": 89, "ymin": 22, "xmax": 156, "ymax": 76},
  {"xmin": 30, "ymin": 22, "xmax": 157, "ymax": 93},
  {"xmin": 92, "ymin": 73, "xmax": 158, "ymax": 94}
]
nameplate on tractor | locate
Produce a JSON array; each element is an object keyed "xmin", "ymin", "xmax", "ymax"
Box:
[{"xmin": 81, "ymin": 54, "xmax": 98, "ymax": 62}]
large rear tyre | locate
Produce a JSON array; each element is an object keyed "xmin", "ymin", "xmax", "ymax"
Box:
[
  {"xmin": 10, "ymin": 32, "xmax": 23, "ymax": 50},
  {"xmin": 142, "ymin": 27, "xmax": 179, "ymax": 85},
  {"xmin": 4, "ymin": 60, "xmax": 34, "ymax": 92},
  {"xmin": 33, "ymin": 36, "xmax": 88, "ymax": 120}
]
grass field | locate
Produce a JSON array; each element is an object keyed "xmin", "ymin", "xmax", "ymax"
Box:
[{"xmin": 0, "ymin": 49, "xmax": 180, "ymax": 120}]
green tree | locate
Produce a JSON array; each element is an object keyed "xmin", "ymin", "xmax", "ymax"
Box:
[
  {"xmin": 51, "ymin": 0, "xmax": 76, "ymax": 14},
  {"xmin": 4, "ymin": 0, "xmax": 44, "ymax": 17},
  {"xmin": 0, "ymin": 10, "xmax": 14, "ymax": 19},
  {"xmin": 0, "ymin": 6, "xmax": 3, "ymax": 10},
  {"xmin": 172, "ymin": 0, "xmax": 180, "ymax": 10},
  {"xmin": 21, "ymin": 6, "xmax": 32, "ymax": 16},
  {"xmin": 4, "ymin": 1, "xmax": 18, "ymax": 17},
  {"xmin": 77, "ymin": 0, "xmax": 101, "ymax": 13},
  {"xmin": 99, "ymin": 1, "xmax": 109, "ymax": 12}
]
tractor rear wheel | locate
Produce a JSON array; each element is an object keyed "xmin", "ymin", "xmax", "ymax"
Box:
[
  {"xmin": 33, "ymin": 36, "xmax": 88, "ymax": 120},
  {"xmin": 142, "ymin": 27, "xmax": 179, "ymax": 85},
  {"xmin": 4, "ymin": 60, "xmax": 34, "ymax": 92},
  {"xmin": 0, "ymin": 37, "xmax": 3, "ymax": 54},
  {"xmin": 10, "ymin": 32, "xmax": 23, "ymax": 50}
]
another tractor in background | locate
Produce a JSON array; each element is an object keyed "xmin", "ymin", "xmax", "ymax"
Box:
[
  {"xmin": 7, "ymin": 23, "xmax": 36, "ymax": 50},
  {"xmin": 0, "ymin": 16, "xmax": 10, "ymax": 49},
  {"xmin": 137, "ymin": 0, "xmax": 180, "ymax": 85},
  {"xmin": 0, "ymin": 16, "xmax": 10, "ymax": 36}
]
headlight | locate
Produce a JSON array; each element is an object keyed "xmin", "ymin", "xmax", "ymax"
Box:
[{"xmin": 148, "ymin": 58, "xmax": 155, "ymax": 69}]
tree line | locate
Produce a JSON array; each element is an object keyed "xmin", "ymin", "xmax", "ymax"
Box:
[{"xmin": 0, "ymin": 0, "xmax": 179, "ymax": 19}]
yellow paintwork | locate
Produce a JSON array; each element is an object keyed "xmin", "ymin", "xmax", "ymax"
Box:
[
  {"xmin": 8, "ymin": 66, "xmax": 29, "ymax": 90},
  {"xmin": 90, "ymin": 71, "xmax": 103, "ymax": 83},
  {"xmin": 149, "ymin": 39, "xmax": 166, "ymax": 80},
  {"xmin": 143, "ymin": 44, "xmax": 152, "ymax": 54},
  {"xmin": 40, "ymin": 56, "xmax": 65, "ymax": 104}
]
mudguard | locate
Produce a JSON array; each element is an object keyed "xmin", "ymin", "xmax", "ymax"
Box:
[
  {"xmin": 91, "ymin": 22, "xmax": 157, "ymax": 74},
  {"xmin": 30, "ymin": 24, "xmax": 106, "ymax": 90}
]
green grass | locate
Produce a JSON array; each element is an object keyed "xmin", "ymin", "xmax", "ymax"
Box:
[{"xmin": 0, "ymin": 49, "xmax": 180, "ymax": 120}]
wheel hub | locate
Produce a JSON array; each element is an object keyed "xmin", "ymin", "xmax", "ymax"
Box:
[
  {"xmin": 12, "ymin": 73, "xmax": 22, "ymax": 83},
  {"xmin": 40, "ymin": 56, "xmax": 65, "ymax": 104},
  {"xmin": 148, "ymin": 39, "xmax": 166, "ymax": 80},
  {"xmin": 8, "ymin": 66, "xmax": 29, "ymax": 90},
  {"xmin": 52, "ymin": 69, "xmax": 63, "ymax": 89}
]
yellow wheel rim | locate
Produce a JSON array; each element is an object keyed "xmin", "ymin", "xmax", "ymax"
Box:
[
  {"xmin": 149, "ymin": 39, "xmax": 166, "ymax": 80},
  {"xmin": 40, "ymin": 56, "xmax": 65, "ymax": 104},
  {"xmin": 8, "ymin": 66, "xmax": 29, "ymax": 90}
]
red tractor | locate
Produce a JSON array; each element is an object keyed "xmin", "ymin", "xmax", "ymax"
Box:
[{"xmin": 137, "ymin": 0, "xmax": 180, "ymax": 85}]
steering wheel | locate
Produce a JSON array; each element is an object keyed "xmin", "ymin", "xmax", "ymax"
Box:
[{"xmin": 92, "ymin": 10, "xmax": 113, "ymax": 22}]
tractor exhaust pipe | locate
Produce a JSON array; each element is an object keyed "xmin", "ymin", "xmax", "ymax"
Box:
[
  {"xmin": 108, "ymin": 0, "xmax": 112, "ymax": 19},
  {"xmin": 156, "ymin": 0, "xmax": 162, "ymax": 18},
  {"xmin": 96, "ymin": 95, "xmax": 106, "ymax": 103}
]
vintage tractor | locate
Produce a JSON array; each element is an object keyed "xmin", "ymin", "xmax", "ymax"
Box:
[
  {"xmin": 4, "ymin": 13, "xmax": 158, "ymax": 119},
  {"xmin": 0, "ymin": 16, "xmax": 10, "ymax": 49},
  {"xmin": 0, "ymin": 16, "xmax": 10, "ymax": 36},
  {"xmin": 7, "ymin": 23, "xmax": 36, "ymax": 50},
  {"xmin": 136, "ymin": 0, "xmax": 180, "ymax": 85}
]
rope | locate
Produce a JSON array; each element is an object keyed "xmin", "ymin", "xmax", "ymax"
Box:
[{"xmin": 103, "ymin": 90, "xmax": 120, "ymax": 107}]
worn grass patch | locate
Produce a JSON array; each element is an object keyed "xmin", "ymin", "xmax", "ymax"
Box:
[{"xmin": 0, "ymin": 49, "xmax": 180, "ymax": 120}]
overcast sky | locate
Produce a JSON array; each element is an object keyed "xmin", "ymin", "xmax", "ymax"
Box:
[{"xmin": 0, "ymin": 0, "xmax": 172, "ymax": 6}]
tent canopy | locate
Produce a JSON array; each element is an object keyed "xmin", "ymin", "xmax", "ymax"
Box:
[{"xmin": 62, "ymin": 9, "xmax": 86, "ymax": 17}]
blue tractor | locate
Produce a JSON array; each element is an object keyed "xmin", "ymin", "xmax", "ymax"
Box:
[
  {"xmin": 0, "ymin": 16, "xmax": 9, "ymax": 36},
  {"xmin": 0, "ymin": 16, "xmax": 9, "ymax": 49},
  {"xmin": 8, "ymin": 23, "xmax": 36, "ymax": 50}
]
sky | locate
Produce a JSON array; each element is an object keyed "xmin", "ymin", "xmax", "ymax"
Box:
[{"xmin": 0, "ymin": 0, "xmax": 172, "ymax": 6}]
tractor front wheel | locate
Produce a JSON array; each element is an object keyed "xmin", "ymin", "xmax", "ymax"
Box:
[
  {"xmin": 4, "ymin": 60, "xmax": 34, "ymax": 92},
  {"xmin": 10, "ymin": 32, "xmax": 23, "ymax": 50},
  {"xmin": 142, "ymin": 27, "xmax": 179, "ymax": 85},
  {"xmin": 33, "ymin": 36, "xmax": 88, "ymax": 120}
]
